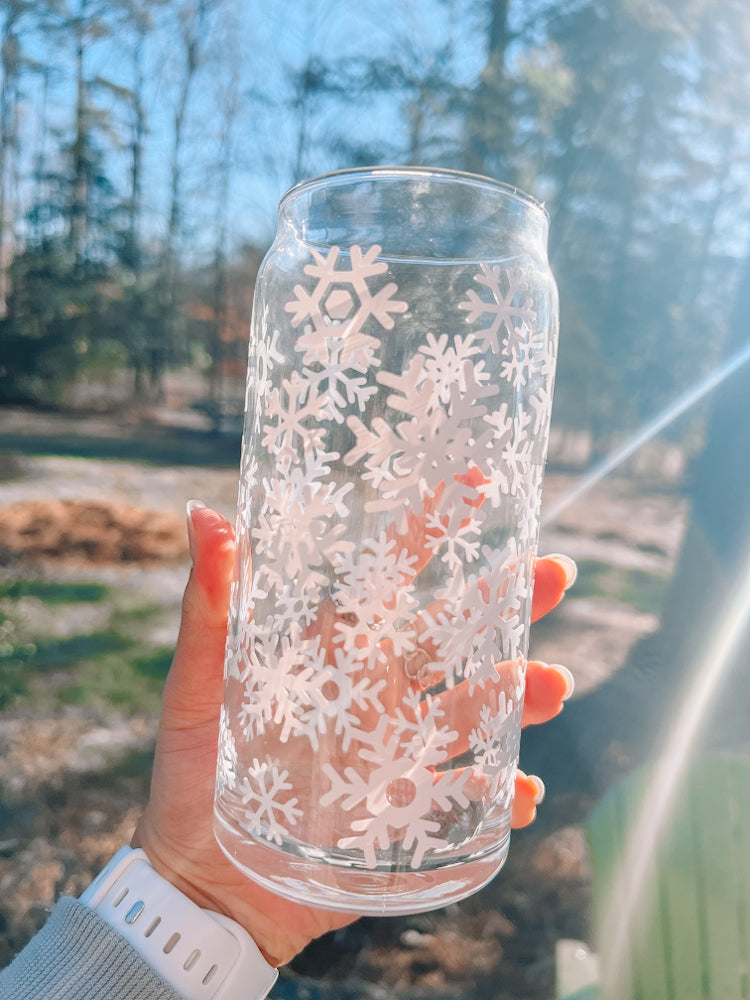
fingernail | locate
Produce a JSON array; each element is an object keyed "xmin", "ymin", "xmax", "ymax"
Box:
[
  {"xmin": 530, "ymin": 775, "xmax": 546, "ymax": 805},
  {"xmin": 186, "ymin": 500, "xmax": 207, "ymax": 562},
  {"xmin": 552, "ymin": 663, "xmax": 576, "ymax": 700},
  {"xmin": 547, "ymin": 553, "xmax": 577, "ymax": 590}
]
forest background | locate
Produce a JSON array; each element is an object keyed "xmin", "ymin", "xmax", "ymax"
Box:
[
  {"xmin": 2, "ymin": 0, "xmax": 749, "ymax": 448},
  {"xmin": 2, "ymin": 2, "xmax": 750, "ymax": 996}
]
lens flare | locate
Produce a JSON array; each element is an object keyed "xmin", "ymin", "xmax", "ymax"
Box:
[
  {"xmin": 544, "ymin": 339, "xmax": 750, "ymax": 525},
  {"xmin": 598, "ymin": 539, "xmax": 750, "ymax": 994},
  {"xmin": 540, "ymin": 338, "xmax": 750, "ymax": 990}
]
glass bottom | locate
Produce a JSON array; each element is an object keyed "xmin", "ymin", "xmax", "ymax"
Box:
[{"xmin": 213, "ymin": 802, "xmax": 511, "ymax": 915}]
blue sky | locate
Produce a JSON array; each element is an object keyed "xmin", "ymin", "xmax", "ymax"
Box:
[{"xmin": 15, "ymin": 0, "xmax": 490, "ymax": 258}]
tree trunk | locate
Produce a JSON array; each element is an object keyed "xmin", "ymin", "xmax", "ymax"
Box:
[
  {"xmin": 70, "ymin": 1, "xmax": 89, "ymax": 274},
  {"xmin": 0, "ymin": 5, "xmax": 21, "ymax": 317},
  {"xmin": 154, "ymin": 0, "xmax": 207, "ymax": 399},
  {"xmin": 463, "ymin": 0, "xmax": 511, "ymax": 178}
]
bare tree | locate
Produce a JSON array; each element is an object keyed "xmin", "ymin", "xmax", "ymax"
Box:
[
  {"xmin": 0, "ymin": 2, "xmax": 26, "ymax": 316},
  {"xmin": 151, "ymin": 0, "xmax": 210, "ymax": 395}
]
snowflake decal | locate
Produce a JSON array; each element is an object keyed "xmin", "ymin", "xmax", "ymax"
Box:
[
  {"xmin": 261, "ymin": 371, "xmax": 329, "ymax": 464},
  {"xmin": 419, "ymin": 540, "xmax": 531, "ymax": 689},
  {"xmin": 299, "ymin": 644, "xmax": 387, "ymax": 752},
  {"xmin": 345, "ymin": 362, "xmax": 496, "ymax": 531},
  {"xmin": 250, "ymin": 317, "xmax": 284, "ymax": 401},
  {"xmin": 468, "ymin": 690, "xmax": 524, "ymax": 803},
  {"xmin": 219, "ymin": 242, "xmax": 557, "ymax": 875},
  {"xmin": 286, "ymin": 244, "xmax": 408, "ymax": 368},
  {"xmin": 252, "ymin": 450, "xmax": 353, "ymax": 609},
  {"xmin": 240, "ymin": 757, "xmax": 302, "ymax": 845},
  {"xmin": 332, "ymin": 532, "xmax": 419, "ymax": 669},
  {"xmin": 417, "ymin": 332, "xmax": 491, "ymax": 408},
  {"xmin": 458, "ymin": 265, "xmax": 537, "ymax": 382},
  {"xmin": 320, "ymin": 698, "xmax": 471, "ymax": 868},
  {"xmin": 303, "ymin": 337, "xmax": 378, "ymax": 424},
  {"xmin": 238, "ymin": 626, "xmax": 331, "ymax": 744},
  {"xmin": 216, "ymin": 706, "xmax": 238, "ymax": 794}
]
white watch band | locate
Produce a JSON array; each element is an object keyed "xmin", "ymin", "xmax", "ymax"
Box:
[{"xmin": 80, "ymin": 847, "xmax": 278, "ymax": 1000}]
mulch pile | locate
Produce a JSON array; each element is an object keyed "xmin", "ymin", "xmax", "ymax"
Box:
[{"xmin": 0, "ymin": 500, "xmax": 187, "ymax": 566}]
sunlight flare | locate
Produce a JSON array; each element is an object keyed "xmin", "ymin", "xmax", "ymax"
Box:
[
  {"xmin": 599, "ymin": 538, "xmax": 750, "ymax": 994},
  {"xmin": 544, "ymin": 339, "xmax": 750, "ymax": 525}
]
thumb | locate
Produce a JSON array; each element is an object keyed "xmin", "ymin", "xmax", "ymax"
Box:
[{"xmin": 160, "ymin": 501, "xmax": 235, "ymax": 728}]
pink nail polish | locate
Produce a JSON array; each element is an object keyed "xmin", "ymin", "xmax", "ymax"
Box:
[
  {"xmin": 547, "ymin": 553, "xmax": 578, "ymax": 589},
  {"xmin": 551, "ymin": 663, "xmax": 576, "ymax": 700},
  {"xmin": 186, "ymin": 500, "xmax": 207, "ymax": 562}
]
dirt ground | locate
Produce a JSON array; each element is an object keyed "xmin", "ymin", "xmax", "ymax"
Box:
[{"xmin": 0, "ymin": 409, "xmax": 687, "ymax": 998}]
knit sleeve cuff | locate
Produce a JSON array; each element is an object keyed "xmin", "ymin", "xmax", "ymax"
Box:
[{"xmin": 0, "ymin": 896, "xmax": 182, "ymax": 1000}]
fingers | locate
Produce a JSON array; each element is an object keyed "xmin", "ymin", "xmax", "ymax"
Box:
[
  {"xmin": 511, "ymin": 771, "xmax": 546, "ymax": 828},
  {"xmin": 522, "ymin": 660, "xmax": 575, "ymax": 726},
  {"xmin": 385, "ymin": 467, "xmax": 490, "ymax": 579},
  {"xmin": 185, "ymin": 501, "xmax": 236, "ymax": 617},
  {"xmin": 531, "ymin": 553, "xmax": 577, "ymax": 622},
  {"xmin": 385, "ymin": 550, "xmax": 577, "ymax": 695},
  {"xmin": 160, "ymin": 502, "xmax": 235, "ymax": 728}
]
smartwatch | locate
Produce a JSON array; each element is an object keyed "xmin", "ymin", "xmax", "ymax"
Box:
[{"xmin": 80, "ymin": 847, "xmax": 278, "ymax": 1000}]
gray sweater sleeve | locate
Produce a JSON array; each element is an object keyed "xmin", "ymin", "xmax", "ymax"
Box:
[{"xmin": 0, "ymin": 896, "xmax": 183, "ymax": 1000}]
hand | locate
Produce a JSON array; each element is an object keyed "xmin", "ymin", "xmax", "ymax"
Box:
[{"xmin": 133, "ymin": 504, "xmax": 576, "ymax": 968}]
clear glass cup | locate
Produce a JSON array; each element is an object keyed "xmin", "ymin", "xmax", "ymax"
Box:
[{"xmin": 213, "ymin": 166, "xmax": 559, "ymax": 914}]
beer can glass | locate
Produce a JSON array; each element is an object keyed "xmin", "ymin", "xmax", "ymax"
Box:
[{"xmin": 214, "ymin": 166, "xmax": 559, "ymax": 914}]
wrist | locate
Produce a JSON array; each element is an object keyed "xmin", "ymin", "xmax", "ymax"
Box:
[
  {"xmin": 80, "ymin": 846, "xmax": 278, "ymax": 1000},
  {"xmin": 130, "ymin": 818, "xmax": 313, "ymax": 968},
  {"xmin": 130, "ymin": 825, "xmax": 224, "ymax": 921}
]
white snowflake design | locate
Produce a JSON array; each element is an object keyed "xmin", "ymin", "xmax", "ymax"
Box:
[
  {"xmin": 240, "ymin": 757, "xmax": 302, "ymax": 846},
  {"xmin": 468, "ymin": 687, "xmax": 524, "ymax": 804},
  {"xmin": 424, "ymin": 507, "xmax": 483, "ymax": 570},
  {"xmin": 216, "ymin": 706, "xmax": 238, "ymax": 794},
  {"xmin": 418, "ymin": 540, "xmax": 531, "ymax": 690},
  {"xmin": 251, "ymin": 450, "xmax": 353, "ymax": 611},
  {"xmin": 249, "ymin": 314, "xmax": 284, "ymax": 401},
  {"xmin": 299, "ymin": 644, "xmax": 387, "ymax": 752},
  {"xmin": 417, "ymin": 332, "xmax": 491, "ymax": 408},
  {"xmin": 238, "ymin": 625, "xmax": 331, "ymax": 744},
  {"xmin": 303, "ymin": 337, "xmax": 378, "ymax": 424},
  {"xmin": 261, "ymin": 371, "xmax": 329, "ymax": 465},
  {"xmin": 320, "ymin": 697, "xmax": 471, "ymax": 868},
  {"xmin": 458, "ymin": 265, "xmax": 537, "ymax": 380},
  {"xmin": 286, "ymin": 244, "xmax": 408, "ymax": 368},
  {"xmin": 332, "ymin": 532, "xmax": 419, "ymax": 669},
  {"xmin": 345, "ymin": 361, "xmax": 496, "ymax": 532},
  {"xmin": 221, "ymin": 244, "xmax": 556, "ymax": 871}
]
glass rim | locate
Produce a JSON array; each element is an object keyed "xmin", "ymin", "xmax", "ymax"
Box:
[{"xmin": 279, "ymin": 165, "xmax": 549, "ymax": 222}]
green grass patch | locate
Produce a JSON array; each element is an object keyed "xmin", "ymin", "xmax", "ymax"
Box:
[
  {"xmin": 567, "ymin": 560, "xmax": 607, "ymax": 600},
  {"xmin": 0, "ymin": 580, "xmax": 109, "ymax": 603},
  {"xmin": 56, "ymin": 682, "xmax": 88, "ymax": 705},
  {"xmin": 29, "ymin": 645, "xmax": 166, "ymax": 715},
  {"xmin": 567, "ymin": 559, "xmax": 669, "ymax": 615},
  {"xmin": 133, "ymin": 648, "xmax": 174, "ymax": 681},
  {"xmin": 25, "ymin": 631, "xmax": 134, "ymax": 672},
  {"xmin": 619, "ymin": 569, "xmax": 670, "ymax": 615},
  {"xmin": 0, "ymin": 659, "xmax": 29, "ymax": 708},
  {"xmin": 0, "ymin": 573, "xmax": 180, "ymax": 714}
]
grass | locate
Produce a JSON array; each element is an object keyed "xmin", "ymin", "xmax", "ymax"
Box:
[
  {"xmin": 0, "ymin": 559, "xmax": 669, "ymax": 714},
  {"xmin": 571, "ymin": 559, "xmax": 669, "ymax": 615},
  {"xmin": 0, "ymin": 574, "xmax": 178, "ymax": 713},
  {"xmin": 0, "ymin": 580, "xmax": 109, "ymax": 603},
  {"xmin": 133, "ymin": 648, "xmax": 174, "ymax": 681},
  {"xmin": 20, "ymin": 631, "xmax": 134, "ymax": 672}
]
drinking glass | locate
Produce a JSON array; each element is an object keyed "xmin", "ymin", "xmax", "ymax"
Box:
[{"xmin": 213, "ymin": 166, "xmax": 559, "ymax": 914}]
